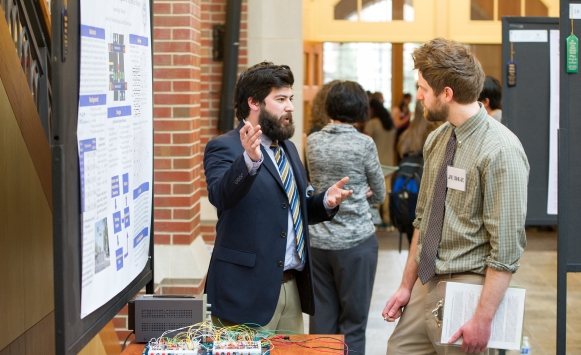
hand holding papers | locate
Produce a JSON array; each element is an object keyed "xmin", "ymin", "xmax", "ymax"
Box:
[{"xmin": 434, "ymin": 282, "xmax": 526, "ymax": 351}]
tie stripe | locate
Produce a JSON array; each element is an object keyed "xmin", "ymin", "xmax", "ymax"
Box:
[{"xmin": 271, "ymin": 142, "xmax": 305, "ymax": 261}]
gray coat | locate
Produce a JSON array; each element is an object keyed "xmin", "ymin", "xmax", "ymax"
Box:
[{"xmin": 306, "ymin": 123, "xmax": 386, "ymax": 250}]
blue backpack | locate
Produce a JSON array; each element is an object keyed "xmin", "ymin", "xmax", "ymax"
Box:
[{"xmin": 389, "ymin": 155, "xmax": 424, "ymax": 240}]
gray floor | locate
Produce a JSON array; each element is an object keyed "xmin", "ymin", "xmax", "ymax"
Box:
[{"xmin": 304, "ymin": 227, "xmax": 581, "ymax": 354}]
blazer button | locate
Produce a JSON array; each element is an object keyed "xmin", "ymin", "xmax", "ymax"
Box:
[
  {"xmin": 282, "ymin": 203, "xmax": 287, "ymax": 208},
  {"xmin": 280, "ymin": 232, "xmax": 286, "ymax": 238},
  {"xmin": 278, "ymin": 261, "xmax": 284, "ymax": 267}
]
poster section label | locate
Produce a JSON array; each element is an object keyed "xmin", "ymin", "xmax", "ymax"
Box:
[{"xmin": 78, "ymin": 0, "xmax": 153, "ymax": 319}]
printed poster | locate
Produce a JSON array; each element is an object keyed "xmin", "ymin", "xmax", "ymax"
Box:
[{"xmin": 78, "ymin": 0, "xmax": 153, "ymax": 318}]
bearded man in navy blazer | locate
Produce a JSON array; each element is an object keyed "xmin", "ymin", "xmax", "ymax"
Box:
[{"xmin": 203, "ymin": 61, "xmax": 353, "ymax": 332}]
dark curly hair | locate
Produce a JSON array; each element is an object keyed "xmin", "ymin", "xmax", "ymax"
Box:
[
  {"xmin": 325, "ymin": 81, "xmax": 369, "ymax": 124},
  {"xmin": 233, "ymin": 61, "xmax": 294, "ymax": 121},
  {"xmin": 309, "ymin": 80, "xmax": 340, "ymax": 130}
]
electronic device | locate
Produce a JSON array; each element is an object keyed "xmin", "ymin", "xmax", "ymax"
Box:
[
  {"xmin": 145, "ymin": 340, "xmax": 263, "ymax": 355},
  {"xmin": 129, "ymin": 294, "xmax": 210, "ymax": 342}
]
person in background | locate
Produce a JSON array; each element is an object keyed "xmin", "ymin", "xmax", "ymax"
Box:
[
  {"xmin": 396, "ymin": 101, "xmax": 440, "ymax": 160},
  {"xmin": 392, "ymin": 102, "xmax": 440, "ymax": 245},
  {"xmin": 306, "ymin": 81, "xmax": 386, "ymax": 355},
  {"xmin": 392, "ymin": 93, "xmax": 412, "ymax": 134},
  {"xmin": 365, "ymin": 98, "xmax": 396, "ymax": 166},
  {"xmin": 478, "ymin": 75, "xmax": 502, "ymax": 122},
  {"xmin": 370, "ymin": 91, "xmax": 385, "ymax": 104},
  {"xmin": 309, "ymin": 80, "xmax": 340, "ymax": 135},
  {"xmin": 382, "ymin": 38, "xmax": 529, "ymax": 354},
  {"xmin": 305, "ymin": 80, "xmax": 340, "ymax": 181},
  {"xmin": 365, "ymin": 98, "xmax": 397, "ymax": 227},
  {"xmin": 203, "ymin": 61, "xmax": 353, "ymax": 333}
]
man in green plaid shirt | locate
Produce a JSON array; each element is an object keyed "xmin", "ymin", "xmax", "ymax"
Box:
[{"xmin": 382, "ymin": 38, "xmax": 530, "ymax": 355}]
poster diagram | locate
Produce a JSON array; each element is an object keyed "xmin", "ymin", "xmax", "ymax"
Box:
[
  {"xmin": 78, "ymin": 0, "xmax": 152, "ymax": 319},
  {"xmin": 109, "ymin": 33, "xmax": 127, "ymax": 102}
]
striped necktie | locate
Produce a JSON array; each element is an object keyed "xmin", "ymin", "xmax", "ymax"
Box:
[
  {"xmin": 417, "ymin": 129, "xmax": 457, "ymax": 284},
  {"xmin": 271, "ymin": 141, "xmax": 305, "ymax": 261}
]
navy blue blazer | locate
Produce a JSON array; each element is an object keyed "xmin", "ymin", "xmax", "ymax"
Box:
[{"xmin": 203, "ymin": 122, "xmax": 334, "ymax": 325}]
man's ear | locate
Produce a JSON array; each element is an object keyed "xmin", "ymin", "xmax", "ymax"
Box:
[
  {"xmin": 248, "ymin": 97, "xmax": 260, "ymax": 111},
  {"xmin": 481, "ymin": 97, "xmax": 490, "ymax": 108},
  {"xmin": 443, "ymin": 87, "xmax": 454, "ymax": 102}
]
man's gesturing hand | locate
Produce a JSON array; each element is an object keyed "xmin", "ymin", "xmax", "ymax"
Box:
[
  {"xmin": 326, "ymin": 177, "xmax": 353, "ymax": 208},
  {"xmin": 240, "ymin": 122, "xmax": 262, "ymax": 162}
]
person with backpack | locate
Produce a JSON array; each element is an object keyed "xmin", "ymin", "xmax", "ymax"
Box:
[{"xmin": 389, "ymin": 104, "xmax": 440, "ymax": 247}]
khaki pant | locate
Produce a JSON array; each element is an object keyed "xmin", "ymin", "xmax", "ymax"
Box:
[
  {"xmin": 387, "ymin": 273, "xmax": 495, "ymax": 355},
  {"xmin": 212, "ymin": 278, "xmax": 303, "ymax": 334}
]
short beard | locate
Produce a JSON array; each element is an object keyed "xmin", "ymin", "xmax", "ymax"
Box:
[
  {"xmin": 423, "ymin": 100, "xmax": 449, "ymax": 122},
  {"xmin": 258, "ymin": 106, "xmax": 295, "ymax": 142}
]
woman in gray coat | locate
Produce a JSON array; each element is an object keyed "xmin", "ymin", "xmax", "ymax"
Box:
[{"xmin": 306, "ymin": 81, "xmax": 386, "ymax": 355}]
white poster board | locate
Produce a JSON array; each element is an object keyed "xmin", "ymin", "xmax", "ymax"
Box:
[
  {"xmin": 78, "ymin": 0, "xmax": 153, "ymax": 318},
  {"xmin": 547, "ymin": 29, "xmax": 559, "ymax": 215}
]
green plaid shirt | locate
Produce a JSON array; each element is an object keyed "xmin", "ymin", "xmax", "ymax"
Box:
[{"xmin": 413, "ymin": 104, "xmax": 530, "ymax": 275}]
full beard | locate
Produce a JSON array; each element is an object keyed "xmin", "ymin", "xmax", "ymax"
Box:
[
  {"xmin": 423, "ymin": 100, "xmax": 449, "ymax": 123},
  {"xmin": 259, "ymin": 108, "xmax": 295, "ymax": 142}
]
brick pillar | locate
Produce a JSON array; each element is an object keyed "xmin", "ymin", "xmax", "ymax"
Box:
[
  {"xmin": 153, "ymin": 0, "xmax": 202, "ymax": 246},
  {"xmin": 199, "ymin": 0, "xmax": 247, "ymax": 244}
]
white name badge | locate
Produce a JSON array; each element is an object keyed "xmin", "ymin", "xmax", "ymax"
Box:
[{"xmin": 447, "ymin": 166, "xmax": 466, "ymax": 191}]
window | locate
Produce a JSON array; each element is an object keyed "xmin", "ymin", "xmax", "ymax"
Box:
[
  {"xmin": 334, "ymin": 0, "xmax": 414, "ymax": 22},
  {"xmin": 403, "ymin": 42, "xmax": 422, "ymax": 111},
  {"xmin": 324, "ymin": 42, "xmax": 393, "ymax": 107},
  {"xmin": 470, "ymin": 0, "xmax": 547, "ymax": 21}
]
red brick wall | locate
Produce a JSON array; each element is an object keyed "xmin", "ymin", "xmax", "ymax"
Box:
[
  {"xmin": 199, "ymin": 0, "xmax": 248, "ymax": 152},
  {"xmin": 199, "ymin": 0, "xmax": 247, "ymax": 243},
  {"xmin": 152, "ymin": 0, "xmax": 248, "ymax": 247},
  {"xmin": 152, "ymin": 0, "xmax": 202, "ymax": 246},
  {"xmin": 114, "ymin": 0, "xmax": 247, "ymax": 343}
]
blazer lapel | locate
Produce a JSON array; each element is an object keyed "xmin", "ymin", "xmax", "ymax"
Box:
[{"xmin": 260, "ymin": 144, "xmax": 285, "ymax": 191}]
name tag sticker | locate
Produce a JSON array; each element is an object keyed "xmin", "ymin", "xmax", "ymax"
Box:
[{"xmin": 447, "ymin": 166, "xmax": 466, "ymax": 191}]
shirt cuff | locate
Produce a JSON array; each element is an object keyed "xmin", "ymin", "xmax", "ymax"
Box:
[
  {"xmin": 486, "ymin": 258, "xmax": 521, "ymax": 274},
  {"xmin": 323, "ymin": 190, "xmax": 336, "ymax": 215},
  {"xmin": 243, "ymin": 151, "xmax": 263, "ymax": 175}
]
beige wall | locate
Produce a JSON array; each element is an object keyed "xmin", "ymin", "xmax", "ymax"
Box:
[
  {"xmin": 303, "ymin": 0, "xmax": 560, "ymax": 44},
  {"xmin": 247, "ymin": 0, "xmax": 305, "ymax": 156}
]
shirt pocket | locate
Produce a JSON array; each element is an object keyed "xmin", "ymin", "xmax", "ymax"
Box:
[{"xmin": 446, "ymin": 169, "xmax": 478, "ymax": 218}]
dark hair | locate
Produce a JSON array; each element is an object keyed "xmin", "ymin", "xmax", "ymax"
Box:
[
  {"xmin": 412, "ymin": 37, "xmax": 485, "ymax": 104},
  {"xmin": 310, "ymin": 80, "xmax": 340, "ymax": 130},
  {"xmin": 398, "ymin": 93, "xmax": 412, "ymax": 112},
  {"xmin": 233, "ymin": 61, "xmax": 294, "ymax": 121},
  {"xmin": 478, "ymin": 76, "xmax": 502, "ymax": 110},
  {"xmin": 325, "ymin": 81, "xmax": 369, "ymax": 124},
  {"xmin": 369, "ymin": 98, "xmax": 394, "ymax": 131}
]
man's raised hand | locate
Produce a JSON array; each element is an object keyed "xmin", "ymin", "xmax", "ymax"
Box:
[{"xmin": 240, "ymin": 122, "xmax": 262, "ymax": 162}]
